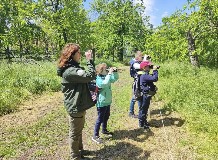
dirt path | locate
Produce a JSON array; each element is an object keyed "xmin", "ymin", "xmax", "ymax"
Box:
[
  {"xmin": 0, "ymin": 92, "xmax": 63, "ymax": 131},
  {"xmin": 1, "ymin": 68, "xmax": 197, "ymax": 160},
  {"xmin": 1, "ymin": 96, "xmax": 197, "ymax": 160},
  {"xmin": 146, "ymin": 101, "xmax": 197, "ymax": 159}
]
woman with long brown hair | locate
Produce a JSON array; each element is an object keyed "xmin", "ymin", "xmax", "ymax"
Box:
[{"xmin": 57, "ymin": 43, "xmax": 96, "ymax": 160}]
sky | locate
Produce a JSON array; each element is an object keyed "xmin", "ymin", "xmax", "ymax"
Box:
[{"xmin": 83, "ymin": 0, "xmax": 189, "ymax": 27}]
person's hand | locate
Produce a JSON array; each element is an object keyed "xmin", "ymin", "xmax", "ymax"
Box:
[
  {"xmin": 153, "ymin": 65, "xmax": 158, "ymax": 70},
  {"xmin": 153, "ymin": 65, "xmax": 160, "ymax": 70},
  {"xmin": 108, "ymin": 67, "xmax": 114, "ymax": 74},
  {"xmin": 85, "ymin": 50, "xmax": 92, "ymax": 60},
  {"xmin": 112, "ymin": 67, "xmax": 117, "ymax": 71}
]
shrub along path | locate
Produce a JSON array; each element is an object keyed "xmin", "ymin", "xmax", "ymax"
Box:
[{"xmin": 0, "ymin": 67, "xmax": 197, "ymax": 160}]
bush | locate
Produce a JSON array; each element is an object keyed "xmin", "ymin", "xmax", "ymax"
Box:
[
  {"xmin": 0, "ymin": 62, "xmax": 61, "ymax": 115},
  {"xmin": 157, "ymin": 61, "xmax": 218, "ymax": 155}
]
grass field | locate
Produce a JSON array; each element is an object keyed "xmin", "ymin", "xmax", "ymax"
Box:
[
  {"xmin": 158, "ymin": 61, "xmax": 218, "ymax": 156},
  {"xmin": 0, "ymin": 60, "xmax": 217, "ymax": 159},
  {"xmin": 0, "ymin": 59, "xmax": 123, "ymax": 116}
]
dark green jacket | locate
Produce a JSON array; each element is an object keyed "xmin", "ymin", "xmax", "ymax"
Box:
[{"xmin": 57, "ymin": 60, "xmax": 96, "ymax": 115}]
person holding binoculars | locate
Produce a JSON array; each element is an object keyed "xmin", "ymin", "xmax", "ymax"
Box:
[
  {"xmin": 138, "ymin": 61, "xmax": 159, "ymax": 131},
  {"xmin": 92, "ymin": 63, "xmax": 119, "ymax": 144},
  {"xmin": 57, "ymin": 43, "xmax": 96, "ymax": 160}
]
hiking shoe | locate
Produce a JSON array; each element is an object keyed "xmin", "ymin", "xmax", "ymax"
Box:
[
  {"xmin": 129, "ymin": 113, "xmax": 138, "ymax": 118},
  {"xmin": 139, "ymin": 124, "xmax": 144, "ymax": 128},
  {"xmin": 80, "ymin": 149, "xmax": 92, "ymax": 156},
  {"xmin": 92, "ymin": 136, "xmax": 103, "ymax": 144},
  {"xmin": 144, "ymin": 125, "xmax": 151, "ymax": 132},
  {"xmin": 81, "ymin": 154, "xmax": 85, "ymax": 159},
  {"xmin": 145, "ymin": 121, "xmax": 150, "ymax": 127},
  {"xmin": 102, "ymin": 130, "xmax": 113, "ymax": 137}
]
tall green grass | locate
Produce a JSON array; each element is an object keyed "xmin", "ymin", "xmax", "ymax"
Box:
[
  {"xmin": 0, "ymin": 59, "xmax": 124, "ymax": 116},
  {"xmin": 0, "ymin": 62, "xmax": 61, "ymax": 115},
  {"xmin": 157, "ymin": 61, "xmax": 218, "ymax": 157}
]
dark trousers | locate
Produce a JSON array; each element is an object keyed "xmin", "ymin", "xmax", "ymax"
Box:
[
  {"xmin": 138, "ymin": 95, "xmax": 151, "ymax": 126},
  {"xmin": 94, "ymin": 105, "xmax": 110, "ymax": 136}
]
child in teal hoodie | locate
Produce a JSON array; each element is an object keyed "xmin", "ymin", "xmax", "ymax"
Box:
[{"xmin": 92, "ymin": 63, "xmax": 119, "ymax": 144}]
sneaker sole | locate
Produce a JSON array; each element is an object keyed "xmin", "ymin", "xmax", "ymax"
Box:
[
  {"xmin": 91, "ymin": 137, "xmax": 103, "ymax": 144},
  {"xmin": 144, "ymin": 128, "xmax": 151, "ymax": 132},
  {"xmin": 103, "ymin": 134, "xmax": 113, "ymax": 138}
]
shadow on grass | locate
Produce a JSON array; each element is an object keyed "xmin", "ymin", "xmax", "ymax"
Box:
[
  {"xmin": 113, "ymin": 128, "xmax": 154, "ymax": 142},
  {"xmin": 149, "ymin": 108, "xmax": 185, "ymax": 128},
  {"xmin": 90, "ymin": 141, "xmax": 151, "ymax": 160},
  {"xmin": 150, "ymin": 117, "xmax": 185, "ymax": 128},
  {"xmin": 150, "ymin": 108, "xmax": 171, "ymax": 116}
]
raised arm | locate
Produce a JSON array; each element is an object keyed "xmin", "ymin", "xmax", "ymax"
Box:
[
  {"xmin": 96, "ymin": 75, "xmax": 111, "ymax": 88},
  {"xmin": 63, "ymin": 60, "xmax": 96, "ymax": 83},
  {"xmin": 110, "ymin": 72, "xmax": 119, "ymax": 83},
  {"xmin": 140, "ymin": 70, "xmax": 158, "ymax": 82}
]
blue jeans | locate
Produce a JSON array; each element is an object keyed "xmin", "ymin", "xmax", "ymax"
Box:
[
  {"xmin": 94, "ymin": 105, "xmax": 110, "ymax": 136},
  {"xmin": 138, "ymin": 95, "xmax": 151, "ymax": 126},
  {"xmin": 129, "ymin": 96, "xmax": 141, "ymax": 114}
]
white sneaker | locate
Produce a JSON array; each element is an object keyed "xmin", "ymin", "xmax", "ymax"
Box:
[{"xmin": 92, "ymin": 136, "xmax": 103, "ymax": 144}]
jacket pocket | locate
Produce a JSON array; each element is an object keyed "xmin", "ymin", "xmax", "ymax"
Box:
[
  {"xmin": 70, "ymin": 111, "xmax": 85, "ymax": 118},
  {"xmin": 71, "ymin": 115, "xmax": 83, "ymax": 118}
]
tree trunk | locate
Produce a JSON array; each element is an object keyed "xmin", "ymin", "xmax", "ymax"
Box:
[
  {"xmin": 45, "ymin": 42, "xmax": 49, "ymax": 57},
  {"xmin": 112, "ymin": 48, "xmax": 115, "ymax": 62},
  {"xmin": 118, "ymin": 47, "xmax": 124, "ymax": 62},
  {"xmin": 118, "ymin": 31, "xmax": 124, "ymax": 62},
  {"xmin": 186, "ymin": 30, "xmax": 200, "ymax": 67},
  {"xmin": 5, "ymin": 46, "xmax": 12, "ymax": 63},
  {"xmin": 63, "ymin": 29, "xmax": 67, "ymax": 43},
  {"xmin": 19, "ymin": 39, "xmax": 23, "ymax": 59},
  {"xmin": 92, "ymin": 48, "xmax": 95, "ymax": 62}
]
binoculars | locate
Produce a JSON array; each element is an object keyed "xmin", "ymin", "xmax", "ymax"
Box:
[
  {"xmin": 149, "ymin": 65, "xmax": 160, "ymax": 69},
  {"xmin": 106, "ymin": 68, "xmax": 118, "ymax": 72}
]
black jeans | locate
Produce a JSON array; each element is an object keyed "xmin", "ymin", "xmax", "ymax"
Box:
[
  {"xmin": 94, "ymin": 105, "xmax": 110, "ymax": 136},
  {"xmin": 138, "ymin": 95, "xmax": 151, "ymax": 126}
]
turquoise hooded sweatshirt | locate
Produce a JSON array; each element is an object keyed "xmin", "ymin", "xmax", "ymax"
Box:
[{"xmin": 96, "ymin": 72, "xmax": 119, "ymax": 107}]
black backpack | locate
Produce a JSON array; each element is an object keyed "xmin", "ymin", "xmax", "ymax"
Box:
[
  {"xmin": 130, "ymin": 63, "xmax": 136, "ymax": 78},
  {"xmin": 130, "ymin": 61, "xmax": 142, "ymax": 78},
  {"xmin": 132, "ymin": 73, "xmax": 143, "ymax": 100}
]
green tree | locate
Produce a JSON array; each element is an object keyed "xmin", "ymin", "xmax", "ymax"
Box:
[
  {"xmin": 145, "ymin": 0, "xmax": 218, "ymax": 67},
  {"xmin": 0, "ymin": 0, "xmax": 92, "ymax": 60},
  {"xmin": 91, "ymin": 0, "xmax": 151, "ymax": 61}
]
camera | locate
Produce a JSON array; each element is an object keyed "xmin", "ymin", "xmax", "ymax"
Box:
[
  {"xmin": 149, "ymin": 65, "xmax": 160, "ymax": 69},
  {"xmin": 106, "ymin": 67, "xmax": 117, "ymax": 72},
  {"xmin": 143, "ymin": 55, "xmax": 151, "ymax": 61},
  {"xmin": 113, "ymin": 68, "xmax": 117, "ymax": 72}
]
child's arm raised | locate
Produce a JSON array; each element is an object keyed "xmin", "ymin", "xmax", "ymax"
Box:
[
  {"xmin": 96, "ymin": 75, "xmax": 111, "ymax": 88},
  {"xmin": 110, "ymin": 72, "xmax": 119, "ymax": 83}
]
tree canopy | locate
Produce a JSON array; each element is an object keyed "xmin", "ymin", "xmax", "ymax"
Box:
[
  {"xmin": 145, "ymin": 0, "xmax": 218, "ymax": 67},
  {"xmin": 0, "ymin": 0, "xmax": 217, "ymax": 67}
]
